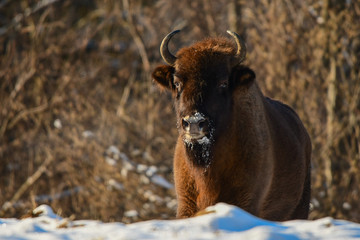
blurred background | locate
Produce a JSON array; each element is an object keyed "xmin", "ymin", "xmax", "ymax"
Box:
[{"xmin": 0, "ymin": 0, "xmax": 359, "ymax": 223}]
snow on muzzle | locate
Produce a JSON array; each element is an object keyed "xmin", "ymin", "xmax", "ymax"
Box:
[{"xmin": 181, "ymin": 112, "xmax": 212, "ymax": 144}]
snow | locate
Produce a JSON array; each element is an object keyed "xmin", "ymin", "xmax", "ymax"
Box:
[
  {"xmin": 150, "ymin": 174, "xmax": 174, "ymax": 189},
  {"xmin": 197, "ymin": 136, "xmax": 211, "ymax": 144},
  {"xmin": 2, "ymin": 203, "xmax": 360, "ymax": 240},
  {"xmin": 81, "ymin": 130, "xmax": 94, "ymax": 138},
  {"xmin": 53, "ymin": 119, "xmax": 62, "ymax": 129},
  {"xmin": 124, "ymin": 210, "xmax": 139, "ymax": 218},
  {"xmin": 183, "ymin": 112, "xmax": 206, "ymax": 124},
  {"xmin": 106, "ymin": 179, "xmax": 124, "ymax": 191}
]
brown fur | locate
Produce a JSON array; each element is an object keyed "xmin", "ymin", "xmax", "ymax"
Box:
[{"xmin": 152, "ymin": 37, "xmax": 311, "ymax": 221}]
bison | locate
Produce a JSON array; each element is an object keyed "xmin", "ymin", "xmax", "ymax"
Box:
[{"xmin": 152, "ymin": 30, "xmax": 311, "ymax": 221}]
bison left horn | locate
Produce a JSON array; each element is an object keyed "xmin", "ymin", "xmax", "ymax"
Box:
[
  {"xmin": 226, "ymin": 30, "xmax": 247, "ymax": 64},
  {"xmin": 160, "ymin": 30, "xmax": 180, "ymax": 66}
]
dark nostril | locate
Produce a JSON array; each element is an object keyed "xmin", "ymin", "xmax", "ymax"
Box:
[
  {"xmin": 182, "ymin": 119, "xmax": 189, "ymax": 129},
  {"xmin": 198, "ymin": 120, "xmax": 205, "ymax": 130}
]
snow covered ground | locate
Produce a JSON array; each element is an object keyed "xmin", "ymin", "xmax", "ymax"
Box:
[{"xmin": 1, "ymin": 203, "xmax": 360, "ymax": 240}]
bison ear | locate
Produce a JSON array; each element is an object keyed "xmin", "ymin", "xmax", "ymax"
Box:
[
  {"xmin": 152, "ymin": 65, "xmax": 175, "ymax": 91},
  {"xmin": 231, "ymin": 67, "xmax": 256, "ymax": 87}
]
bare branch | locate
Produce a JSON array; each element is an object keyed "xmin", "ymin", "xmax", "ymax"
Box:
[{"xmin": 1, "ymin": 152, "xmax": 54, "ymax": 214}]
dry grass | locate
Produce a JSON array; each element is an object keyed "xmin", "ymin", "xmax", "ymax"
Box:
[{"xmin": 0, "ymin": 0, "xmax": 359, "ymax": 222}]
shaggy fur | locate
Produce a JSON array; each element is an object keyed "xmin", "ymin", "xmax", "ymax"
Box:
[{"xmin": 152, "ymin": 37, "xmax": 311, "ymax": 221}]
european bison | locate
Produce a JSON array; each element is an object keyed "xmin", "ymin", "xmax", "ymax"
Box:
[{"xmin": 152, "ymin": 30, "xmax": 311, "ymax": 221}]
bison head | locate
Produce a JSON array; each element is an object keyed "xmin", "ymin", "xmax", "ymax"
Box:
[{"xmin": 152, "ymin": 30, "xmax": 255, "ymax": 167}]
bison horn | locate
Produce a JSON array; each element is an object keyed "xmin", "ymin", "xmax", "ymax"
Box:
[
  {"xmin": 160, "ymin": 30, "xmax": 180, "ymax": 66},
  {"xmin": 226, "ymin": 30, "xmax": 247, "ymax": 64}
]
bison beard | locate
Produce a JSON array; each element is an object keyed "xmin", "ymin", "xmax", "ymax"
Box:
[
  {"xmin": 180, "ymin": 114, "xmax": 215, "ymax": 167},
  {"xmin": 184, "ymin": 138, "xmax": 213, "ymax": 167}
]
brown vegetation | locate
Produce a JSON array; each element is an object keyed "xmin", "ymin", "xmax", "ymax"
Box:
[{"xmin": 0, "ymin": 0, "xmax": 359, "ymax": 223}]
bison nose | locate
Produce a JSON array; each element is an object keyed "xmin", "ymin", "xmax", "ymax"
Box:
[{"xmin": 181, "ymin": 114, "xmax": 208, "ymax": 136}]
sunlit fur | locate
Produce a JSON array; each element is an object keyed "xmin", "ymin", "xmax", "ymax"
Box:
[{"xmin": 152, "ymin": 36, "xmax": 311, "ymax": 221}]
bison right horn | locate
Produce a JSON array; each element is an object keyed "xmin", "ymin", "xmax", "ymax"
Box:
[
  {"xmin": 160, "ymin": 30, "xmax": 180, "ymax": 66},
  {"xmin": 226, "ymin": 30, "xmax": 247, "ymax": 64}
]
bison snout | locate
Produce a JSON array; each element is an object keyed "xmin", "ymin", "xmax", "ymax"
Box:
[{"xmin": 181, "ymin": 113, "xmax": 209, "ymax": 140}]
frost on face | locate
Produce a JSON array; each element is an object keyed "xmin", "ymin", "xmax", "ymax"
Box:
[
  {"xmin": 182, "ymin": 121, "xmax": 215, "ymax": 168},
  {"xmin": 183, "ymin": 140, "xmax": 212, "ymax": 167},
  {"xmin": 192, "ymin": 112, "xmax": 206, "ymax": 123},
  {"xmin": 183, "ymin": 136, "xmax": 211, "ymax": 146},
  {"xmin": 197, "ymin": 136, "xmax": 210, "ymax": 145}
]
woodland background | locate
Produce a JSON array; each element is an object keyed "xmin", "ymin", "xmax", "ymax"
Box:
[{"xmin": 0, "ymin": 0, "xmax": 359, "ymax": 223}]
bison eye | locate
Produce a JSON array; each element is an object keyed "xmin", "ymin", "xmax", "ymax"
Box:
[
  {"xmin": 218, "ymin": 81, "xmax": 228, "ymax": 92},
  {"xmin": 174, "ymin": 81, "xmax": 182, "ymax": 92},
  {"xmin": 219, "ymin": 82, "xmax": 227, "ymax": 88},
  {"xmin": 218, "ymin": 79, "xmax": 228, "ymax": 90}
]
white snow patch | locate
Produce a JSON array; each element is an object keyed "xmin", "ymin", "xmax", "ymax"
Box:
[
  {"xmin": 311, "ymin": 198, "xmax": 320, "ymax": 208},
  {"xmin": 137, "ymin": 164, "xmax": 148, "ymax": 173},
  {"xmin": 143, "ymin": 190, "xmax": 163, "ymax": 203},
  {"xmin": 140, "ymin": 175, "xmax": 150, "ymax": 184},
  {"xmin": 124, "ymin": 210, "xmax": 139, "ymax": 218},
  {"xmin": 107, "ymin": 179, "xmax": 124, "ymax": 191},
  {"xmin": 53, "ymin": 119, "xmax": 62, "ymax": 129},
  {"xmin": 151, "ymin": 174, "xmax": 174, "ymax": 189},
  {"xmin": 105, "ymin": 156, "xmax": 117, "ymax": 166},
  {"xmin": 82, "ymin": 130, "xmax": 94, "ymax": 138},
  {"xmin": 165, "ymin": 198, "xmax": 177, "ymax": 210},
  {"xmin": 32, "ymin": 205, "xmax": 59, "ymax": 219},
  {"xmin": 343, "ymin": 202, "xmax": 352, "ymax": 210},
  {"xmin": 1, "ymin": 203, "xmax": 360, "ymax": 239},
  {"xmin": 146, "ymin": 166, "xmax": 158, "ymax": 177},
  {"xmin": 185, "ymin": 112, "xmax": 206, "ymax": 123},
  {"xmin": 120, "ymin": 153, "xmax": 135, "ymax": 171},
  {"xmin": 135, "ymin": 164, "xmax": 173, "ymax": 189},
  {"xmin": 197, "ymin": 136, "xmax": 210, "ymax": 144},
  {"xmin": 106, "ymin": 145, "xmax": 121, "ymax": 156}
]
